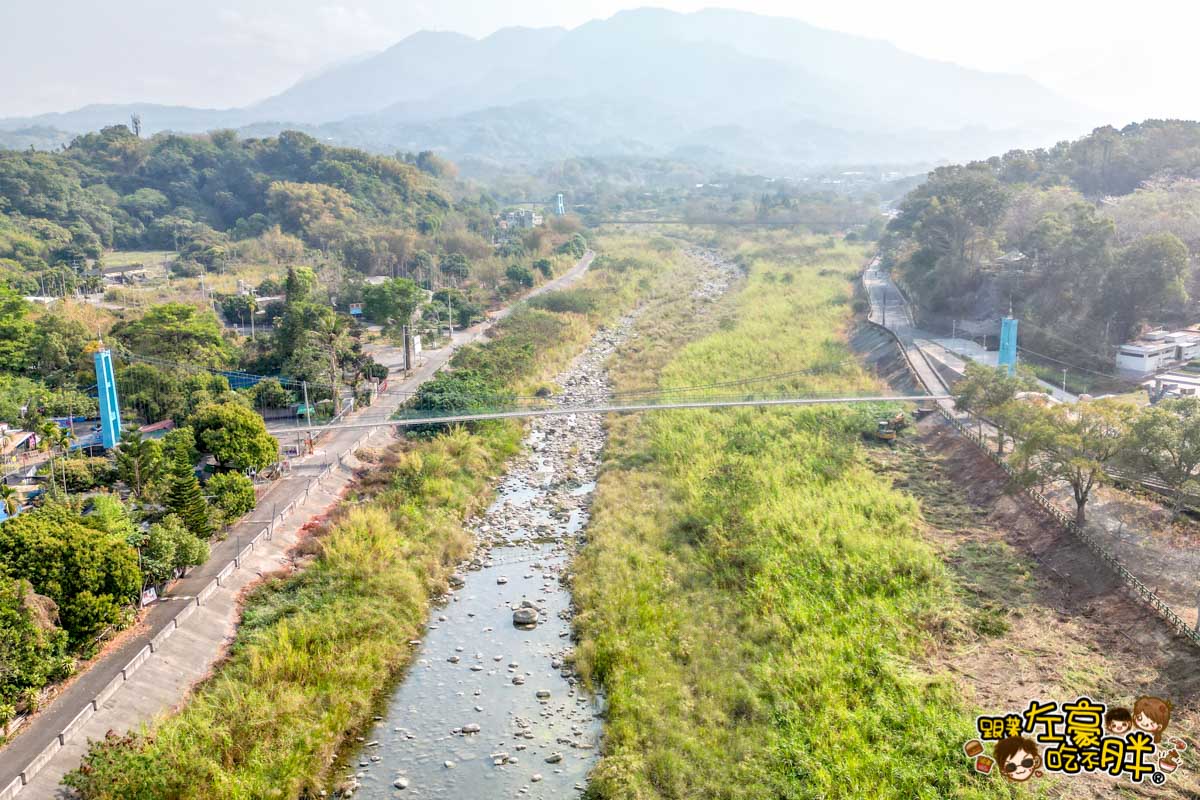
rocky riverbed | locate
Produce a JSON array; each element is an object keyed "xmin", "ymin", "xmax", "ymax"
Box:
[{"xmin": 332, "ymin": 248, "xmax": 739, "ymax": 799}]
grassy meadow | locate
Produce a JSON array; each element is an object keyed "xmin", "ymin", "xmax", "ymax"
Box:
[
  {"xmin": 572, "ymin": 231, "xmax": 1016, "ymax": 799},
  {"xmin": 63, "ymin": 236, "xmax": 684, "ymax": 799}
]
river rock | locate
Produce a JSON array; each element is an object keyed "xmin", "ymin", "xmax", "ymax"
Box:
[{"xmin": 512, "ymin": 607, "xmax": 539, "ymax": 626}]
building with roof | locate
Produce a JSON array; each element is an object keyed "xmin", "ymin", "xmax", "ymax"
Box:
[{"xmin": 1116, "ymin": 328, "xmax": 1200, "ymax": 377}]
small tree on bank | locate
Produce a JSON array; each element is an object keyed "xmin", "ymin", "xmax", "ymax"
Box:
[{"xmin": 998, "ymin": 398, "xmax": 1135, "ymax": 525}]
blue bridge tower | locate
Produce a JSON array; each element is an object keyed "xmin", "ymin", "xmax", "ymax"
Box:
[
  {"xmin": 94, "ymin": 348, "xmax": 121, "ymax": 449},
  {"xmin": 998, "ymin": 316, "xmax": 1018, "ymax": 376}
]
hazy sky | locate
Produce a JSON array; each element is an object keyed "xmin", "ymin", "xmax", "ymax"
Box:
[{"xmin": 0, "ymin": 0, "xmax": 1190, "ymax": 123}]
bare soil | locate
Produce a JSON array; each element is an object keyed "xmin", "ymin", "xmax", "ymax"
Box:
[{"xmin": 873, "ymin": 416, "xmax": 1200, "ymax": 798}]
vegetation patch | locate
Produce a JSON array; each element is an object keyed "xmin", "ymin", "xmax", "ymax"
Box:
[{"xmin": 573, "ymin": 232, "xmax": 1010, "ymax": 799}]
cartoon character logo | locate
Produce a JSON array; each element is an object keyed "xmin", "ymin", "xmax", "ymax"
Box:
[
  {"xmin": 1105, "ymin": 707, "xmax": 1133, "ymax": 735},
  {"xmin": 994, "ymin": 736, "xmax": 1042, "ymax": 783},
  {"xmin": 1133, "ymin": 696, "xmax": 1172, "ymax": 742}
]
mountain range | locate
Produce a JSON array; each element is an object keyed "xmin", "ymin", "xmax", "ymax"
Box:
[{"xmin": 0, "ymin": 7, "xmax": 1098, "ymax": 171}]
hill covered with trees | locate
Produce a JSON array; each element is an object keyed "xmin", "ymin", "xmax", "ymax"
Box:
[
  {"xmin": 0, "ymin": 126, "xmax": 450, "ymax": 287},
  {"xmin": 884, "ymin": 120, "xmax": 1200, "ymax": 367}
]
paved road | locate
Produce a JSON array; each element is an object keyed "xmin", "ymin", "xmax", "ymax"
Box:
[
  {"xmin": 0, "ymin": 251, "xmax": 595, "ymax": 795},
  {"xmin": 862, "ymin": 261, "xmax": 1077, "ymax": 403},
  {"xmin": 862, "ymin": 263, "xmax": 952, "ymax": 404}
]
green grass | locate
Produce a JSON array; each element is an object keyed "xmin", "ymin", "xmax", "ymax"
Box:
[
  {"xmin": 572, "ymin": 233, "xmax": 1017, "ymax": 799},
  {"xmin": 63, "ymin": 236, "xmax": 683, "ymax": 800}
]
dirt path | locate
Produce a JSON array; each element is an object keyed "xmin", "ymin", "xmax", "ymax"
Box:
[{"xmin": 874, "ymin": 417, "xmax": 1200, "ymax": 797}]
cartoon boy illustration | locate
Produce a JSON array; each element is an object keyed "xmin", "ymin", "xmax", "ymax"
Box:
[
  {"xmin": 1133, "ymin": 696, "xmax": 1172, "ymax": 742},
  {"xmin": 1105, "ymin": 707, "xmax": 1133, "ymax": 735},
  {"xmin": 994, "ymin": 736, "xmax": 1041, "ymax": 783}
]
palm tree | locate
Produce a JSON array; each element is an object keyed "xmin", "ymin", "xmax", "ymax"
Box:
[
  {"xmin": 52, "ymin": 427, "xmax": 73, "ymax": 495},
  {"xmin": 0, "ymin": 484, "xmax": 18, "ymax": 517},
  {"xmin": 36, "ymin": 421, "xmax": 58, "ymax": 495}
]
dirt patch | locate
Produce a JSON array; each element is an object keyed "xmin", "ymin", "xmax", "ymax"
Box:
[{"xmin": 873, "ymin": 417, "xmax": 1200, "ymax": 798}]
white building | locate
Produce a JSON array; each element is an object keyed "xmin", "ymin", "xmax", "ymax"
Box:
[{"xmin": 1116, "ymin": 328, "xmax": 1200, "ymax": 377}]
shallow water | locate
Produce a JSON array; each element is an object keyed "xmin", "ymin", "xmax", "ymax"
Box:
[{"xmin": 338, "ymin": 320, "xmax": 635, "ymax": 800}]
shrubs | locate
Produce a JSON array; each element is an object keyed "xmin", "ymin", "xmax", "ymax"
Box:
[
  {"xmin": 137, "ymin": 516, "xmax": 208, "ymax": 589},
  {"xmin": 0, "ymin": 576, "xmax": 69, "ymax": 709},
  {"xmin": 207, "ymin": 472, "xmax": 256, "ymax": 518},
  {"xmin": 527, "ymin": 289, "xmax": 601, "ymax": 315},
  {"xmin": 505, "ymin": 263, "xmax": 534, "ymax": 288},
  {"xmin": 59, "ymin": 457, "xmax": 118, "ymax": 493},
  {"xmin": 0, "ymin": 505, "xmax": 139, "ymax": 646}
]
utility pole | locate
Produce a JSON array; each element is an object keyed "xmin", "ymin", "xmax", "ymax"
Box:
[
  {"xmin": 447, "ymin": 292, "xmax": 454, "ymax": 341},
  {"xmin": 952, "ymin": 319, "xmax": 956, "ymax": 340},
  {"xmin": 302, "ymin": 380, "xmax": 312, "ymax": 429},
  {"xmin": 1062, "ymin": 369, "xmax": 1068, "ymax": 396}
]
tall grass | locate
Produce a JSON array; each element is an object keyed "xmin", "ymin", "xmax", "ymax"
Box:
[
  {"xmin": 572, "ymin": 233, "xmax": 1013, "ymax": 799},
  {"xmin": 64, "ymin": 235, "xmax": 685, "ymax": 800}
]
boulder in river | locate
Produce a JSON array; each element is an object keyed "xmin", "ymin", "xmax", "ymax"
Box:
[{"xmin": 512, "ymin": 607, "xmax": 539, "ymax": 626}]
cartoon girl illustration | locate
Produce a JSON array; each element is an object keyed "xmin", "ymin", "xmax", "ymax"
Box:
[
  {"xmin": 1105, "ymin": 707, "xmax": 1133, "ymax": 735},
  {"xmin": 1132, "ymin": 696, "xmax": 1172, "ymax": 742},
  {"xmin": 994, "ymin": 736, "xmax": 1042, "ymax": 783}
]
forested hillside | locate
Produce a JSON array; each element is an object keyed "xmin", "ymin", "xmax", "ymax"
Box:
[
  {"xmin": 0, "ymin": 126, "xmax": 452, "ymax": 288},
  {"xmin": 884, "ymin": 120, "xmax": 1200, "ymax": 367}
]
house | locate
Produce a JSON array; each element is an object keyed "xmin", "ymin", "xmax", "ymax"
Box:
[
  {"xmin": 499, "ymin": 209, "xmax": 543, "ymax": 230},
  {"xmin": 1115, "ymin": 328, "xmax": 1200, "ymax": 377}
]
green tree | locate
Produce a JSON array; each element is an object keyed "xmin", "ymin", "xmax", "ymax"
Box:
[
  {"xmin": 135, "ymin": 515, "xmax": 207, "ymax": 589},
  {"xmin": 284, "ymin": 265, "xmax": 317, "ymax": 305},
  {"xmin": 189, "ymin": 402, "xmax": 278, "ymax": 472},
  {"xmin": 1101, "ymin": 232, "xmax": 1189, "ymax": 343},
  {"xmin": 115, "ymin": 429, "xmax": 164, "ymax": 499},
  {"xmin": 0, "ymin": 505, "xmax": 140, "ymax": 644},
  {"xmin": 207, "ymin": 472, "xmax": 256, "ymax": 519},
  {"xmin": 246, "ymin": 378, "xmax": 292, "ymax": 410},
  {"xmin": 0, "ymin": 484, "xmax": 18, "ymax": 517},
  {"xmin": 953, "ymin": 363, "xmax": 1037, "ymax": 453},
  {"xmin": 165, "ymin": 446, "xmax": 213, "ymax": 539},
  {"xmin": 998, "ymin": 398, "xmax": 1136, "ymax": 524},
  {"xmin": 110, "ymin": 303, "xmax": 233, "ymax": 369},
  {"xmin": 0, "ymin": 576, "xmax": 68, "ymax": 707},
  {"xmin": 439, "ymin": 253, "xmax": 470, "ymax": 284},
  {"xmin": 0, "ymin": 286, "xmax": 33, "ymax": 372},
  {"xmin": 362, "ymin": 277, "xmax": 423, "ymax": 328},
  {"xmin": 1125, "ymin": 398, "xmax": 1200, "ymax": 517},
  {"xmin": 533, "ymin": 258, "xmax": 553, "ymax": 278},
  {"xmin": 505, "ymin": 264, "xmax": 535, "ymax": 288}
]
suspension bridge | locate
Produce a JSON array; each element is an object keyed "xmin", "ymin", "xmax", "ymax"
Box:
[{"xmin": 284, "ymin": 392, "xmax": 952, "ymax": 433}]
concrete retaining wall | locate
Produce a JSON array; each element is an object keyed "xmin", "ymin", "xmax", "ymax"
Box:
[
  {"xmin": 173, "ymin": 601, "xmax": 196, "ymax": 628},
  {"xmin": 0, "ymin": 777, "xmax": 23, "ymax": 800},
  {"xmin": 59, "ymin": 703, "xmax": 94, "ymax": 744},
  {"xmin": 196, "ymin": 579, "xmax": 218, "ymax": 605},
  {"xmin": 19, "ymin": 738, "xmax": 60, "ymax": 784},
  {"xmin": 148, "ymin": 620, "xmax": 176, "ymax": 653},
  {"xmin": 92, "ymin": 671, "xmax": 125, "ymax": 710},
  {"xmin": 121, "ymin": 645, "xmax": 151, "ymax": 679}
]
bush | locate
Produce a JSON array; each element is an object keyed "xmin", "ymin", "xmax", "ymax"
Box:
[
  {"xmin": 0, "ymin": 506, "xmax": 140, "ymax": 645},
  {"xmin": 527, "ymin": 289, "xmax": 600, "ymax": 315},
  {"xmin": 505, "ymin": 264, "xmax": 535, "ymax": 288},
  {"xmin": 207, "ymin": 472, "xmax": 256, "ymax": 518},
  {"xmin": 138, "ymin": 515, "xmax": 208, "ymax": 588},
  {"xmin": 59, "ymin": 457, "xmax": 118, "ymax": 493},
  {"xmin": 533, "ymin": 258, "xmax": 553, "ymax": 278},
  {"xmin": 0, "ymin": 576, "xmax": 69, "ymax": 707}
]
